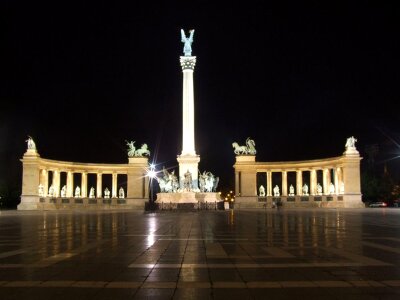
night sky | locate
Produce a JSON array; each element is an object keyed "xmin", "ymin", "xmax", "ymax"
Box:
[{"xmin": 1, "ymin": 2, "xmax": 399, "ymax": 192}]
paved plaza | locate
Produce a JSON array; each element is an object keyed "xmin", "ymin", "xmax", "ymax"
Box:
[{"xmin": 1, "ymin": 208, "xmax": 400, "ymax": 299}]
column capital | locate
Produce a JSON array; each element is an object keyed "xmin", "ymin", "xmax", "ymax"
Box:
[{"xmin": 180, "ymin": 56, "xmax": 196, "ymax": 70}]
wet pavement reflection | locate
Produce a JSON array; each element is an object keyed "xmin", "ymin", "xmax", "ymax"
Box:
[{"xmin": 0, "ymin": 208, "xmax": 400, "ymax": 299}]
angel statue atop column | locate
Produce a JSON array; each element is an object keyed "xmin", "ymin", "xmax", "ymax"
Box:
[{"xmin": 181, "ymin": 29, "xmax": 195, "ymax": 56}]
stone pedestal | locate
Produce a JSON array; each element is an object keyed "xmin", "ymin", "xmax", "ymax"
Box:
[
  {"xmin": 177, "ymin": 154, "xmax": 200, "ymax": 189},
  {"xmin": 18, "ymin": 149, "xmax": 40, "ymax": 210},
  {"xmin": 156, "ymin": 192, "xmax": 221, "ymax": 205},
  {"xmin": 127, "ymin": 157, "xmax": 149, "ymax": 201}
]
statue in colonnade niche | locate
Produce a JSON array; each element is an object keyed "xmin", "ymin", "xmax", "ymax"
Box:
[
  {"xmin": 104, "ymin": 188, "xmax": 110, "ymax": 198},
  {"xmin": 89, "ymin": 187, "xmax": 95, "ymax": 198},
  {"xmin": 119, "ymin": 187, "xmax": 125, "ymax": 198},
  {"xmin": 48, "ymin": 184, "xmax": 55, "ymax": 197},
  {"xmin": 25, "ymin": 135, "xmax": 36, "ymax": 150},
  {"xmin": 329, "ymin": 182, "xmax": 335, "ymax": 194},
  {"xmin": 74, "ymin": 186, "xmax": 81, "ymax": 198},
  {"xmin": 181, "ymin": 29, "xmax": 195, "ymax": 56},
  {"xmin": 259, "ymin": 185, "xmax": 266, "ymax": 197},
  {"xmin": 38, "ymin": 184, "xmax": 44, "ymax": 197},
  {"xmin": 289, "ymin": 185, "xmax": 295, "ymax": 196},
  {"xmin": 60, "ymin": 185, "xmax": 66, "ymax": 197},
  {"xmin": 317, "ymin": 183, "xmax": 323, "ymax": 195},
  {"xmin": 273, "ymin": 185, "xmax": 280, "ymax": 197},
  {"xmin": 302, "ymin": 184, "xmax": 309, "ymax": 196}
]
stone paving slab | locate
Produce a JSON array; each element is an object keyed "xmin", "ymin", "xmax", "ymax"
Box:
[{"xmin": 0, "ymin": 208, "xmax": 400, "ymax": 299}]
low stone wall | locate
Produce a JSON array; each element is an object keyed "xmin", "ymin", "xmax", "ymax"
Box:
[
  {"xmin": 21, "ymin": 197, "xmax": 146, "ymax": 210},
  {"xmin": 233, "ymin": 195, "xmax": 365, "ymax": 209}
]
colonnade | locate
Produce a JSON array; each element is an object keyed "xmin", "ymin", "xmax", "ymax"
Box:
[
  {"xmin": 38, "ymin": 169, "xmax": 124, "ymax": 198},
  {"xmin": 18, "ymin": 148, "xmax": 149, "ymax": 210},
  {"xmin": 233, "ymin": 145, "xmax": 363, "ymax": 208}
]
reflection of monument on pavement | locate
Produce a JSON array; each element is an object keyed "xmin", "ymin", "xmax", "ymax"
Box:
[{"xmin": 155, "ymin": 29, "xmax": 221, "ymax": 207}]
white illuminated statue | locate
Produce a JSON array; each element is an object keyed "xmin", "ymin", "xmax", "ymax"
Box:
[
  {"xmin": 329, "ymin": 182, "xmax": 335, "ymax": 194},
  {"xmin": 104, "ymin": 188, "xmax": 110, "ymax": 198},
  {"xmin": 74, "ymin": 186, "xmax": 81, "ymax": 198},
  {"xmin": 25, "ymin": 136, "xmax": 36, "ymax": 150},
  {"xmin": 289, "ymin": 185, "xmax": 295, "ymax": 196},
  {"xmin": 38, "ymin": 184, "xmax": 44, "ymax": 197},
  {"xmin": 317, "ymin": 183, "xmax": 323, "ymax": 195},
  {"xmin": 119, "ymin": 187, "xmax": 125, "ymax": 198},
  {"xmin": 48, "ymin": 184, "xmax": 55, "ymax": 197},
  {"xmin": 89, "ymin": 187, "xmax": 95, "ymax": 198},
  {"xmin": 302, "ymin": 184, "xmax": 309, "ymax": 196},
  {"xmin": 60, "ymin": 185, "xmax": 67, "ymax": 197},
  {"xmin": 273, "ymin": 185, "xmax": 280, "ymax": 197},
  {"xmin": 259, "ymin": 185, "xmax": 265, "ymax": 197},
  {"xmin": 181, "ymin": 29, "xmax": 195, "ymax": 56},
  {"xmin": 345, "ymin": 136, "xmax": 357, "ymax": 149}
]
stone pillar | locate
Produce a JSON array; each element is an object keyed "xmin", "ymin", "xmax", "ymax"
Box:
[
  {"xmin": 334, "ymin": 167, "xmax": 340, "ymax": 194},
  {"xmin": 96, "ymin": 173, "xmax": 102, "ymax": 198},
  {"xmin": 127, "ymin": 157, "xmax": 149, "ymax": 199},
  {"xmin": 66, "ymin": 171, "xmax": 74, "ymax": 197},
  {"xmin": 323, "ymin": 168, "xmax": 330, "ymax": 195},
  {"xmin": 18, "ymin": 149, "xmax": 41, "ymax": 210},
  {"xmin": 180, "ymin": 56, "xmax": 197, "ymax": 156},
  {"xmin": 310, "ymin": 169, "xmax": 317, "ymax": 195},
  {"xmin": 235, "ymin": 171, "xmax": 240, "ymax": 195},
  {"xmin": 338, "ymin": 167, "xmax": 344, "ymax": 194},
  {"xmin": 282, "ymin": 171, "xmax": 287, "ymax": 196},
  {"xmin": 53, "ymin": 170, "xmax": 61, "ymax": 197},
  {"xmin": 267, "ymin": 171, "xmax": 272, "ymax": 196},
  {"xmin": 112, "ymin": 173, "xmax": 118, "ymax": 198},
  {"xmin": 341, "ymin": 149, "xmax": 363, "ymax": 207},
  {"xmin": 177, "ymin": 55, "xmax": 200, "ymax": 189},
  {"xmin": 296, "ymin": 170, "xmax": 303, "ymax": 195},
  {"xmin": 39, "ymin": 169, "xmax": 48, "ymax": 197},
  {"xmin": 81, "ymin": 172, "xmax": 87, "ymax": 198}
]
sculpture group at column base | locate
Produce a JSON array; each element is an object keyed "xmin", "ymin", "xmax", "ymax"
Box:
[{"xmin": 156, "ymin": 192, "xmax": 222, "ymax": 206}]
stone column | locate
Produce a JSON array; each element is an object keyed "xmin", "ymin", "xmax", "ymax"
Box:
[
  {"xmin": 334, "ymin": 167, "xmax": 340, "ymax": 194},
  {"xmin": 81, "ymin": 172, "xmax": 87, "ymax": 198},
  {"xmin": 296, "ymin": 170, "xmax": 303, "ymax": 195},
  {"xmin": 39, "ymin": 169, "xmax": 48, "ymax": 196},
  {"xmin": 310, "ymin": 169, "xmax": 317, "ymax": 195},
  {"xmin": 112, "ymin": 173, "xmax": 118, "ymax": 198},
  {"xmin": 337, "ymin": 167, "xmax": 344, "ymax": 194},
  {"xmin": 341, "ymin": 149, "xmax": 363, "ymax": 207},
  {"xmin": 177, "ymin": 55, "xmax": 200, "ymax": 189},
  {"xmin": 53, "ymin": 170, "xmax": 61, "ymax": 197},
  {"xmin": 97, "ymin": 173, "xmax": 102, "ymax": 198},
  {"xmin": 66, "ymin": 171, "xmax": 74, "ymax": 197},
  {"xmin": 267, "ymin": 171, "xmax": 272, "ymax": 196},
  {"xmin": 127, "ymin": 157, "xmax": 149, "ymax": 199},
  {"xmin": 282, "ymin": 171, "xmax": 287, "ymax": 196},
  {"xmin": 235, "ymin": 171, "xmax": 240, "ymax": 195},
  {"xmin": 323, "ymin": 168, "xmax": 330, "ymax": 195},
  {"xmin": 18, "ymin": 149, "xmax": 41, "ymax": 210}
]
